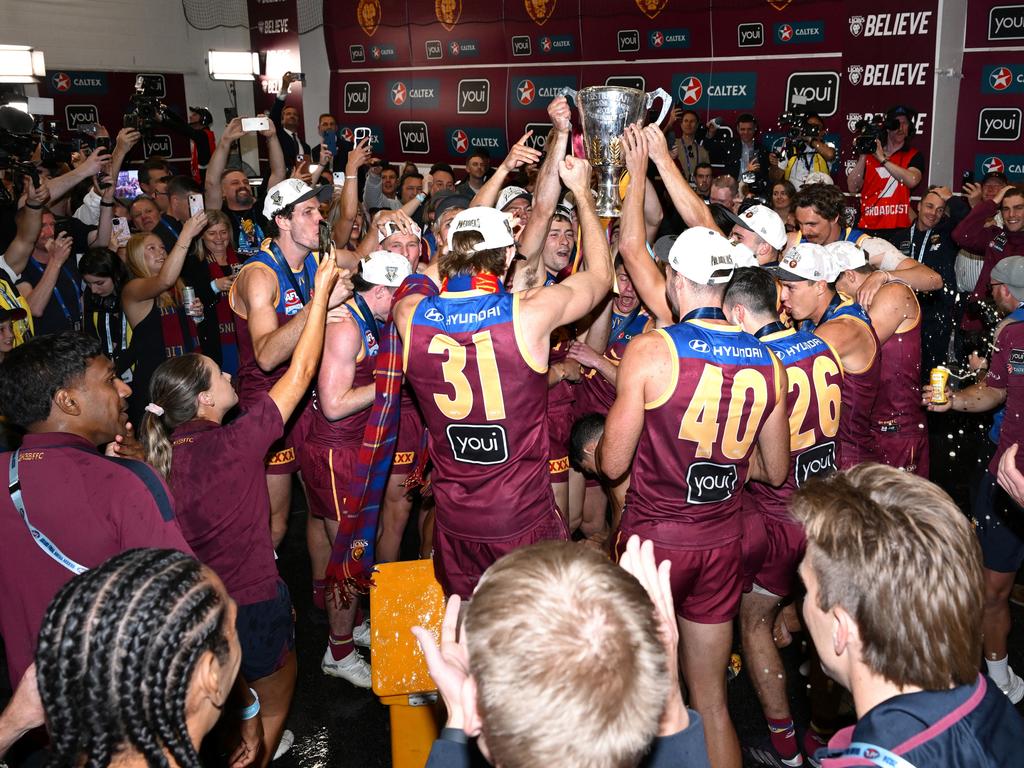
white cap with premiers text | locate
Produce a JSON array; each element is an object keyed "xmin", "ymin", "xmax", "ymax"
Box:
[
  {"xmin": 667, "ymin": 227, "xmax": 735, "ymax": 285},
  {"xmin": 447, "ymin": 206, "xmax": 516, "ymax": 252},
  {"xmin": 770, "ymin": 243, "xmax": 839, "ymax": 282}
]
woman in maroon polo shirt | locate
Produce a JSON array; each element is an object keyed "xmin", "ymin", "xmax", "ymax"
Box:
[{"xmin": 139, "ymin": 258, "xmax": 341, "ymax": 766}]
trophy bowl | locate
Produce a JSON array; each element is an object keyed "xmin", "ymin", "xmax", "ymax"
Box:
[{"xmin": 561, "ymin": 85, "xmax": 672, "ymax": 217}]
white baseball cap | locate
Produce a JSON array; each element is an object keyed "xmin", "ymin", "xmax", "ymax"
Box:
[
  {"xmin": 825, "ymin": 240, "xmax": 869, "ymax": 272},
  {"xmin": 770, "ymin": 242, "xmax": 839, "ymax": 283},
  {"xmin": 378, "ymin": 219, "xmax": 423, "ymax": 243},
  {"xmin": 667, "ymin": 226, "xmax": 735, "ymax": 285},
  {"xmin": 496, "ymin": 185, "xmax": 532, "ymax": 211},
  {"xmin": 803, "ymin": 171, "xmax": 834, "ymax": 186},
  {"xmin": 263, "ymin": 178, "xmax": 333, "ymax": 220},
  {"xmin": 726, "ymin": 204, "xmax": 787, "ymax": 251},
  {"xmin": 447, "ymin": 206, "xmax": 516, "ymax": 251},
  {"xmin": 359, "ymin": 250, "xmax": 412, "ymax": 288}
]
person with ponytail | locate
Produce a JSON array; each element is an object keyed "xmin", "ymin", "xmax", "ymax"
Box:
[
  {"xmin": 80, "ymin": 247, "xmax": 133, "ymax": 373},
  {"xmin": 122, "ymin": 212, "xmax": 209, "ymax": 426},
  {"xmin": 139, "ymin": 256, "xmax": 343, "ymax": 766},
  {"xmin": 33, "ymin": 548, "xmax": 246, "ymax": 768}
]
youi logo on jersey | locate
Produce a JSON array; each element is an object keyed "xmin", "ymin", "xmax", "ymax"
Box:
[{"xmin": 686, "ymin": 461, "xmax": 739, "ymax": 504}]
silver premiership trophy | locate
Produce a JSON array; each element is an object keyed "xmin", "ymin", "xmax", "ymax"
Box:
[{"xmin": 560, "ymin": 85, "xmax": 672, "ymax": 217}]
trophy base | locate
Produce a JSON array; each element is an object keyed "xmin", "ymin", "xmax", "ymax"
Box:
[{"xmin": 594, "ymin": 168, "xmax": 624, "ymax": 219}]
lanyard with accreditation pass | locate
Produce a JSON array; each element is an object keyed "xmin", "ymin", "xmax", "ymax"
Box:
[{"xmin": 8, "ymin": 450, "xmax": 88, "ymax": 574}]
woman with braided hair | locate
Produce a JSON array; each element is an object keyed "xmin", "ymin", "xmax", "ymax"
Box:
[{"xmin": 34, "ymin": 548, "xmax": 243, "ymax": 768}]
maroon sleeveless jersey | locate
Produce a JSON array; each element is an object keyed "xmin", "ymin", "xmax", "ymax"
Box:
[
  {"xmin": 231, "ymin": 246, "xmax": 319, "ymax": 405},
  {"xmin": 405, "ymin": 286, "xmax": 554, "ymax": 540},
  {"xmin": 576, "ymin": 308, "xmax": 653, "ymax": 416},
  {"xmin": 746, "ymin": 327, "xmax": 843, "ymax": 522},
  {"xmin": 871, "ymin": 288, "xmax": 925, "ymax": 437},
  {"xmin": 623, "ymin": 318, "xmax": 783, "ymax": 548},
  {"xmin": 306, "ymin": 301, "xmax": 378, "ymax": 448},
  {"xmin": 806, "ymin": 295, "xmax": 881, "ymax": 469}
]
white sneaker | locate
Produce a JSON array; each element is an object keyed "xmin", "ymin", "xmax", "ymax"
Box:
[
  {"xmin": 353, "ymin": 619, "xmax": 371, "ymax": 648},
  {"xmin": 272, "ymin": 729, "xmax": 295, "ymax": 761},
  {"xmin": 321, "ymin": 647, "xmax": 372, "ymax": 688},
  {"xmin": 997, "ymin": 667, "xmax": 1024, "ymax": 704}
]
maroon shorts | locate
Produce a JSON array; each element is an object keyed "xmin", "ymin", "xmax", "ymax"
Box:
[
  {"xmin": 298, "ymin": 441, "xmax": 359, "ymax": 520},
  {"xmin": 615, "ymin": 526, "xmax": 743, "ymax": 624},
  {"xmin": 547, "ymin": 401, "xmax": 574, "ymax": 483},
  {"xmin": 263, "ymin": 401, "xmax": 310, "ymax": 475},
  {"xmin": 433, "ymin": 508, "xmax": 569, "ymax": 598},
  {"xmin": 739, "ymin": 502, "xmax": 769, "ymax": 593},
  {"xmin": 752, "ymin": 517, "xmax": 806, "ymax": 598},
  {"xmin": 874, "ymin": 430, "xmax": 929, "ymax": 477},
  {"xmin": 391, "ymin": 404, "xmax": 423, "ymax": 475}
]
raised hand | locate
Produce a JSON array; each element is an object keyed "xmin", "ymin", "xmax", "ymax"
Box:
[{"xmin": 501, "ymin": 132, "xmax": 542, "ymax": 172}]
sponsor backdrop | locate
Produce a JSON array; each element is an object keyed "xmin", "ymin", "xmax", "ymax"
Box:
[
  {"xmin": 956, "ymin": 0, "xmax": 1024, "ymax": 181},
  {"xmin": 247, "ymin": 0, "xmax": 303, "ymax": 115},
  {"xmin": 38, "ymin": 70, "xmax": 191, "ymax": 162},
  {"xmin": 322, "ymin": 1, "xmax": 958, "ymax": 185}
]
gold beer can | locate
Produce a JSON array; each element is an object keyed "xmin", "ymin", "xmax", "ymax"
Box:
[{"xmin": 930, "ymin": 366, "xmax": 950, "ymax": 404}]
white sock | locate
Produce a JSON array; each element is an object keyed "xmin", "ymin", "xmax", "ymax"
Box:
[{"xmin": 987, "ymin": 655, "xmax": 1010, "ymax": 685}]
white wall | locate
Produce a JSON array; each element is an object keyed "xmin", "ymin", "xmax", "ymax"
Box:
[
  {"xmin": 299, "ymin": 26, "xmax": 332, "ymax": 145},
  {"xmin": 2, "ymin": 0, "xmax": 261, "ymax": 166}
]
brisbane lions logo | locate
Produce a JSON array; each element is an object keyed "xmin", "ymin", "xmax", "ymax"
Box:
[
  {"xmin": 634, "ymin": 0, "xmax": 668, "ymax": 21},
  {"xmin": 357, "ymin": 0, "xmax": 381, "ymax": 36},
  {"xmin": 525, "ymin": 0, "xmax": 556, "ymax": 26},
  {"xmin": 435, "ymin": 0, "xmax": 462, "ymax": 31}
]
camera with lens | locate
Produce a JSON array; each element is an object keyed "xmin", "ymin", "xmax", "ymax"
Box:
[
  {"xmin": 778, "ymin": 111, "xmax": 823, "ymax": 158},
  {"xmin": 853, "ymin": 114, "xmax": 898, "ymax": 155},
  {"xmin": 740, "ymin": 171, "xmax": 768, "ymax": 199},
  {"xmin": 0, "ymin": 106, "xmax": 44, "ymax": 199},
  {"xmin": 123, "ymin": 74, "xmax": 168, "ymax": 134}
]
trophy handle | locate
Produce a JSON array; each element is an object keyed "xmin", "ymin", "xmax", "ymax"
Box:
[
  {"xmin": 559, "ymin": 86, "xmax": 578, "ymax": 106},
  {"xmin": 645, "ymin": 88, "xmax": 673, "ymax": 127}
]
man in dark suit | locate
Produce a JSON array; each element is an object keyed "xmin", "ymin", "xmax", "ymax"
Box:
[
  {"xmin": 269, "ymin": 72, "xmax": 311, "ymax": 172},
  {"xmin": 704, "ymin": 113, "xmax": 771, "ymax": 190}
]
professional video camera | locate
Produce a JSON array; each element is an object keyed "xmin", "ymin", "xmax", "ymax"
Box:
[
  {"xmin": 123, "ymin": 74, "xmax": 169, "ymax": 134},
  {"xmin": 852, "ymin": 114, "xmax": 898, "ymax": 155},
  {"xmin": 777, "ymin": 111, "xmax": 823, "ymax": 158},
  {"xmin": 0, "ymin": 106, "xmax": 43, "ymax": 199}
]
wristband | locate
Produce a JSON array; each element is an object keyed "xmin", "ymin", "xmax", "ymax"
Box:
[
  {"xmin": 210, "ymin": 279, "xmax": 221, "ymax": 294},
  {"xmin": 239, "ymin": 688, "xmax": 260, "ymax": 720},
  {"xmin": 99, "ymin": 201, "xmax": 114, "ymax": 208},
  {"xmin": 25, "ymin": 202, "xmax": 43, "ymax": 210},
  {"xmin": 346, "ymin": 174, "xmax": 357, "ymax": 179},
  {"xmin": 416, "ymin": 192, "xmax": 426, "ymax": 203}
]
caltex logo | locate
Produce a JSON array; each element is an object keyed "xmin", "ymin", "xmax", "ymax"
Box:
[
  {"xmin": 652, "ymin": 31, "xmax": 665, "ymax": 47},
  {"xmin": 679, "ymin": 76, "xmax": 703, "ymax": 105},
  {"xmin": 52, "ymin": 72, "xmax": 71, "ymax": 92},
  {"xmin": 779, "ymin": 24, "xmax": 794, "ymax": 41},
  {"xmin": 371, "ymin": 46, "xmax": 381, "ymax": 59},
  {"xmin": 391, "ymin": 81, "xmax": 407, "ymax": 105},
  {"xmin": 450, "ymin": 41, "xmax": 460, "ymax": 55},
  {"xmin": 451, "ymin": 129, "xmax": 469, "ymax": 153},
  {"xmin": 991, "ymin": 67, "xmax": 1013, "ymax": 90},
  {"xmin": 517, "ymin": 79, "xmax": 536, "ymax": 105},
  {"xmin": 541, "ymin": 37, "xmax": 552, "ymax": 52},
  {"xmin": 341, "ymin": 127, "xmax": 354, "ymax": 142},
  {"xmin": 983, "ymin": 156, "xmax": 1006, "ymax": 174}
]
